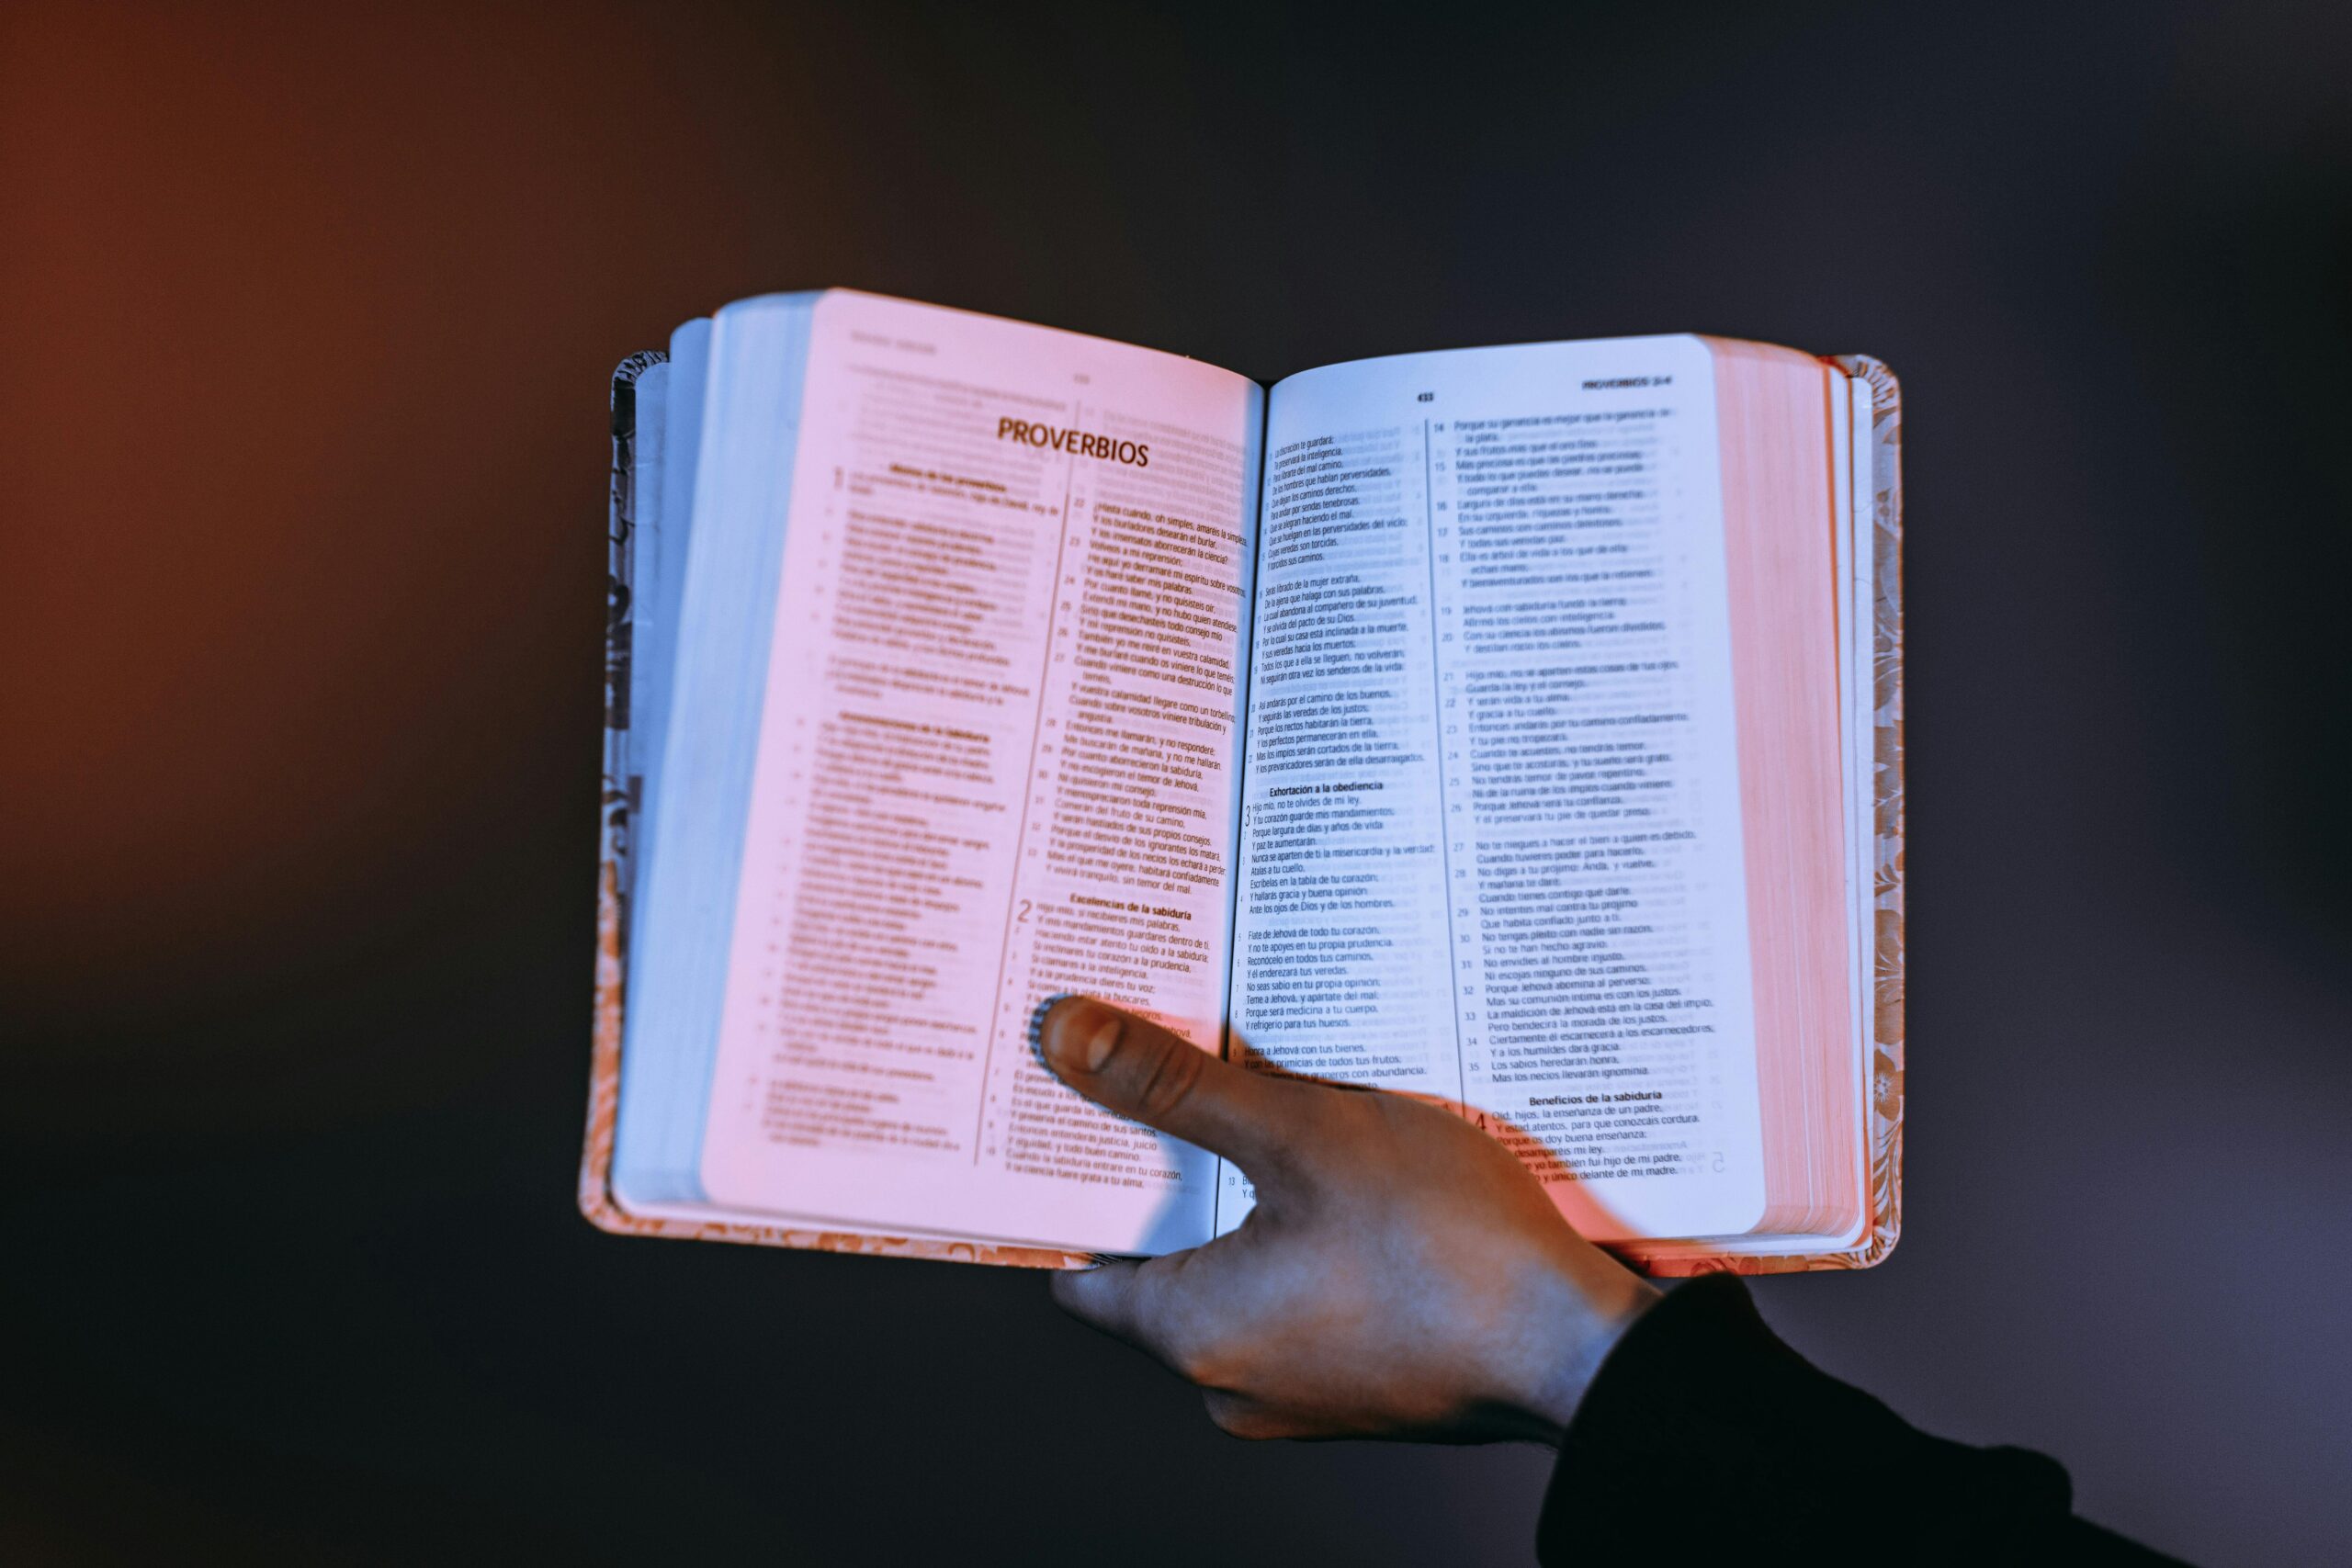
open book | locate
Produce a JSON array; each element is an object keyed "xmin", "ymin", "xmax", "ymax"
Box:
[{"xmin": 580, "ymin": 290, "xmax": 1905, "ymax": 1275}]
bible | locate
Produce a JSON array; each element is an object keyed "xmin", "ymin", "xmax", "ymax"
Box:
[{"xmin": 580, "ymin": 289, "xmax": 1905, "ymax": 1274}]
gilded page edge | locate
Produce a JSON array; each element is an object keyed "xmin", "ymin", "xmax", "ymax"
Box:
[{"xmin": 1626, "ymin": 353, "xmax": 1905, "ymax": 1276}]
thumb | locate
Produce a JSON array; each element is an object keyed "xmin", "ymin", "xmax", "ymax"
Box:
[{"xmin": 1035, "ymin": 997, "xmax": 1295, "ymax": 1172}]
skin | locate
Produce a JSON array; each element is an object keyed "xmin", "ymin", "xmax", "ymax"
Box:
[{"xmin": 1035, "ymin": 996, "xmax": 1660, "ymax": 1445}]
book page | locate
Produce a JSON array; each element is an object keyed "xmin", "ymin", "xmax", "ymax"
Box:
[
  {"xmin": 696, "ymin": 292, "xmax": 1260, "ymax": 1254},
  {"xmin": 1223, "ymin": 338, "xmax": 1767, "ymax": 1241}
]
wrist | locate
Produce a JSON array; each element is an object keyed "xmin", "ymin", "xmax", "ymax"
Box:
[{"xmin": 1514, "ymin": 1256, "xmax": 1660, "ymax": 1444}]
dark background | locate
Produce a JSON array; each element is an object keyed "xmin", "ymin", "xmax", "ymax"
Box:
[{"xmin": 6, "ymin": 2, "xmax": 2349, "ymax": 1562}]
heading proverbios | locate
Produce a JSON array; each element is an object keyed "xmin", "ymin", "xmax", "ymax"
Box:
[{"xmin": 996, "ymin": 417, "xmax": 1149, "ymax": 468}]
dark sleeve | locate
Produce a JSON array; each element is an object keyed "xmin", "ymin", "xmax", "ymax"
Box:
[{"xmin": 1536, "ymin": 1273, "xmax": 2188, "ymax": 1565}]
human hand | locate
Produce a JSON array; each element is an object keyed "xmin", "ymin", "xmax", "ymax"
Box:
[{"xmin": 1035, "ymin": 997, "xmax": 1659, "ymax": 1444}]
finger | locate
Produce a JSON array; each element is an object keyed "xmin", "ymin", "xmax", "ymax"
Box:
[
  {"xmin": 1050, "ymin": 1251, "xmax": 1219, "ymax": 1382},
  {"xmin": 1035, "ymin": 997, "xmax": 1295, "ymax": 1170},
  {"xmin": 1048, "ymin": 1257, "xmax": 1150, "ymax": 1344},
  {"xmin": 1202, "ymin": 1388, "xmax": 1285, "ymax": 1440}
]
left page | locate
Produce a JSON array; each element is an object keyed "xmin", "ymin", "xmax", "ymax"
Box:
[{"xmin": 694, "ymin": 292, "xmax": 1261, "ymax": 1254}]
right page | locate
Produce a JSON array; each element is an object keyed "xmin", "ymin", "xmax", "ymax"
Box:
[{"xmin": 1222, "ymin": 337, "xmax": 1788, "ymax": 1243}]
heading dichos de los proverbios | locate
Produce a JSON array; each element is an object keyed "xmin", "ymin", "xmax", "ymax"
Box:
[{"xmin": 996, "ymin": 416, "xmax": 1149, "ymax": 468}]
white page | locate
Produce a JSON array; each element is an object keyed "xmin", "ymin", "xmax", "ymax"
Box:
[
  {"xmin": 696, "ymin": 292, "xmax": 1260, "ymax": 1254},
  {"xmin": 1221, "ymin": 337, "xmax": 1767, "ymax": 1242}
]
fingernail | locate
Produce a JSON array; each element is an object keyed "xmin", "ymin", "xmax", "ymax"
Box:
[{"xmin": 1078, "ymin": 1010, "xmax": 1121, "ymax": 1071}]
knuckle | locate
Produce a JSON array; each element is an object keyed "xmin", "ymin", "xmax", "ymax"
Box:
[
  {"xmin": 1126, "ymin": 1263, "xmax": 1201, "ymax": 1363},
  {"xmin": 1154, "ymin": 1320, "xmax": 1219, "ymax": 1385},
  {"xmin": 1141, "ymin": 1297, "xmax": 1229, "ymax": 1388},
  {"xmin": 1283, "ymin": 1086, "xmax": 1379, "ymax": 1177},
  {"xmin": 1130, "ymin": 1038, "xmax": 1204, "ymax": 1121},
  {"xmin": 1163, "ymin": 1342, "xmax": 1211, "ymax": 1384}
]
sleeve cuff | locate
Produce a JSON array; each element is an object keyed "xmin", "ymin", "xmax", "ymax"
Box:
[{"xmin": 1537, "ymin": 1272, "xmax": 2075, "ymax": 1562}]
